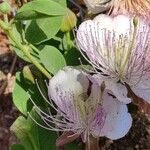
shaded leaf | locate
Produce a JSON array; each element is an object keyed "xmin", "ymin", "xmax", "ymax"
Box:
[
  {"xmin": 54, "ymin": 0, "xmax": 67, "ymax": 7},
  {"xmin": 65, "ymin": 47, "xmax": 87, "ymax": 66},
  {"xmin": 36, "ymin": 16, "xmax": 62, "ymax": 43},
  {"xmin": 12, "ymin": 72, "xmax": 30, "ymax": 115},
  {"xmin": 25, "ymin": 16, "xmax": 63, "ymax": 44},
  {"xmin": 27, "ymin": 109, "xmax": 58, "ymax": 150},
  {"xmin": 10, "ymin": 144, "xmax": 25, "ymax": 150},
  {"xmin": 10, "ymin": 116, "xmax": 36, "ymax": 150}
]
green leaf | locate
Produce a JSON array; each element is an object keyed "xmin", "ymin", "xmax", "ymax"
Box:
[
  {"xmin": 25, "ymin": 16, "xmax": 63, "ymax": 44},
  {"xmin": 54, "ymin": 0, "xmax": 67, "ymax": 7},
  {"xmin": 10, "ymin": 116, "xmax": 36, "ymax": 150},
  {"xmin": 28, "ymin": 110, "xmax": 58, "ymax": 150},
  {"xmin": 25, "ymin": 20, "xmax": 46, "ymax": 44},
  {"xmin": 39, "ymin": 46, "xmax": 66, "ymax": 74},
  {"xmin": 13, "ymin": 46, "xmax": 40, "ymax": 63},
  {"xmin": 12, "ymin": 72, "xmax": 30, "ymax": 115},
  {"xmin": 65, "ymin": 142, "xmax": 82, "ymax": 150},
  {"xmin": 36, "ymin": 16, "xmax": 62, "ymax": 42},
  {"xmin": 11, "ymin": 110, "xmax": 58, "ymax": 150},
  {"xmin": 11, "ymin": 109, "xmax": 58, "ymax": 150},
  {"xmin": 15, "ymin": 0, "xmax": 65, "ymax": 20},
  {"xmin": 11, "ymin": 22, "xmax": 40, "ymax": 62},
  {"xmin": 13, "ymin": 68, "xmax": 49, "ymax": 115},
  {"xmin": 65, "ymin": 47, "xmax": 88, "ymax": 66},
  {"xmin": 38, "ymin": 130, "xmax": 57, "ymax": 150},
  {"xmin": 10, "ymin": 144, "xmax": 25, "ymax": 150}
]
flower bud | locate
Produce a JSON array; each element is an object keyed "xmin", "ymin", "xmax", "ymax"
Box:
[
  {"xmin": 83, "ymin": 0, "xmax": 112, "ymax": 14},
  {"xmin": 133, "ymin": 16, "xmax": 139, "ymax": 28},
  {"xmin": 60, "ymin": 8, "xmax": 77, "ymax": 32},
  {"xmin": 0, "ymin": 1, "xmax": 10, "ymax": 14}
]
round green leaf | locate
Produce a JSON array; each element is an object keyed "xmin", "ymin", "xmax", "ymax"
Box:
[
  {"xmin": 12, "ymin": 72, "xmax": 30, "ymax": 115},
  {"xmin": 39, "ymin": 46, "xmax": 66, "ymax": 74},
  {"xmin": 15, "ymin": 0, "xmax": 65, "ymax": 20}
]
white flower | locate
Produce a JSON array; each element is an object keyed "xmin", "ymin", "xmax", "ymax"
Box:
[
  {"xmin": 77, "ymin": 14, "xmax": 150, "ymax": 104},
  {"xmin": 83, "ymin": 0, "xmax": 113, "ymax": 14},
  {"xmin": 31, "ymin": 67, "xmax": 132, "ymax": 143}
]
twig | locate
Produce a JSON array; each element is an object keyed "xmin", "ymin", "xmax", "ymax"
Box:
[{"xmin": 0, "ymin": 54, "xmax": 17, "ymax": 95}]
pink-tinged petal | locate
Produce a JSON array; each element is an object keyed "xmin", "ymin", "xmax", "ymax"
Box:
[
  {"xmin": 102, "ymin": 91, "xmax": 128, "ymax": 115},
  {"xmin": 92, "ymin": 74, "xmax": 131, "ymax": 104},
  {"xmin": 105, "ymin": 80, "xmax": 131, "ymax": 104},
  {"xmin": 77, "ymin": 15, "xmax": 113, "ymax": 66},
  {"xmin": 100, "ymin": 91, "xmax": 132, "ymax": 140},
  {"xmin": 101, "ymin": 112, "xmax": 132, "ymax": 140},
  {"xmin": 131, "ymin": 87, "xmax": 150, "ymax": 104},
  {"xmin": 77, "ymin": 20, "xmax": 101, "ymax": 62},
  {"xmin": 48, "ymin": 67, "xmax": 89, "ymax": 120},
  {"xmin": 130, "ymin": 74, "xmax": 150, "ymax": 104},
  {"xmin": 90, "ymin": 105, "xmax": 107, "ymax": 137}
]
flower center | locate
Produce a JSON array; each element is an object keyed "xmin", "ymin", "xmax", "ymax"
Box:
[{"xmin": 99, "ymin": 17, "xmax": 139, "ymax": 82}]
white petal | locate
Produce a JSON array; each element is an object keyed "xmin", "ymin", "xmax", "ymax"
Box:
[
  {"xmin": 100, "ymin": 91, "xmax": 132, "ymax": 140},
  {"xmin": 105, "ymin": 80, "xmax": 131, "ymax": 104},
  {"xmin": 101, "ymin": 112, "xmax": 132, "ymax": 140},
  {"xmin": 113, "ymin": 15, "xmax": 132, "ymax": 36},
  {"xmin": 90, "ymin": 105, "xmax": 106, "ymax": 137},
  {"xmin": 94, "ymin": 14, "xmax": 132, "ymax": 37},
  {"xmin": 77, "ymin": 15, "xmax": 113, "ymax": 64},
  {"xmin": 48, "ymin": 67, "xmax": 89, "ymax": 116},
  {"xmin": 131, "ymin": 87, "xmax": 150, "ymax": 104},
  {"xmin": 92, "ymin": 74, "xmax": 131, "ymax": 104},
  {"xmin": 130, "ymin": 74, "xmax": 150, "ymax": 103},
  {"xmin": 102, "ymin": 91, "xmax": 128, "ymax": 115},
  {"xmin": 77, "ymin": 20, "xmax": 98, "ymax": 61},
  {"xmin": 94, "ymin": 14, "xmax": 113, "ymax": 31}
]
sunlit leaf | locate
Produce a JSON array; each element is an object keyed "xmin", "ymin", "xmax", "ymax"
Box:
[
  {"xmin": 39, "ymin": 46, "xmax": 66, "ymax": 74},
  {"xmin": 13, "ymin": 72, "xmax": 29, "ymax": 115},
  {"xmin": 15, "ymin": 0, "xmax": 65, "ymax": 20}
]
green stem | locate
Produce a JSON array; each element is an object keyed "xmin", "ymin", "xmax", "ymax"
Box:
[
  {"xmin": 29, "ymin": 44, "xmax": 40, "ymax": 53},
  {"xmin": 28, "ymin": 133, "xmax": 39, "ymax": 150},
  {"xmin": 8, "ymin": 30, "xmax": 51, "ymax": 78},
  {"xmin": 0, "ymin": 19, "xmax": 10, "ymax": 30},
  {"xmin": 4, "ymin": 14, "xmax": 8, "ymax": 23},
  {"xmin": 0, "ymin": 19, "xmax": 51, "ymax": 79},
  {"xmin": 65, "ymin": 31, "xmax": 72, "ymax": 50}
]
